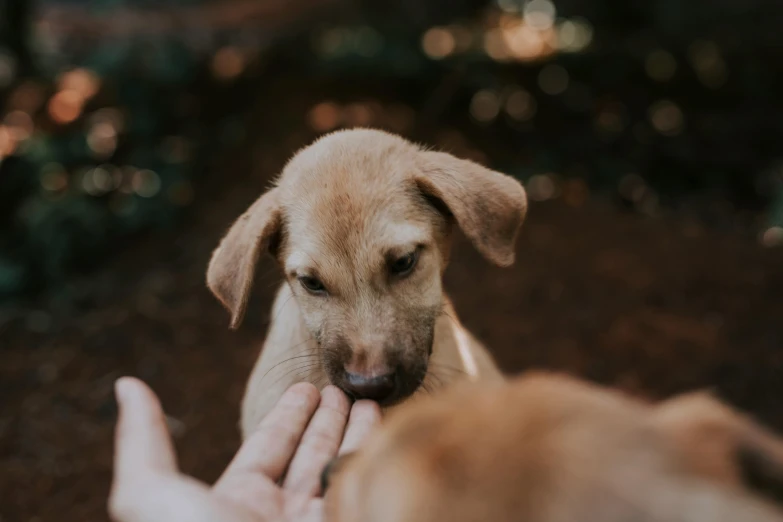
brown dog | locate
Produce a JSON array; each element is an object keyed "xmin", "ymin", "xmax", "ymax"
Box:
[
  {"xmin": 325, "ymin": 373, "xmax": 783, "ymax": 522},
  {"xmin": 207, "ymin": 129, "xmax": 527, "ymax": 438}
]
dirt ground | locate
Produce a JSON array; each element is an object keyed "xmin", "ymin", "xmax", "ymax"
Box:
[{"xmin": 2, "ymin": 119, "xmax": 783, "ymax": 521}]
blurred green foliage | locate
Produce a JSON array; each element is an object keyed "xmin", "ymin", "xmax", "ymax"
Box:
[{"xmin": 1, "ymin": 0, "xmax": 783, "ymax": 301}]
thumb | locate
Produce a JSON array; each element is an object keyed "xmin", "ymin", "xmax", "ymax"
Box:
[{"xmin": 113, "ymin": 377, "xmax": 179, "ymax": 480}]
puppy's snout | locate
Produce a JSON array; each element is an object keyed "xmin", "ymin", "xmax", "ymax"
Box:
[{"xmin": 343, "ymin": 371, "xmax": 396, "ymax": 402}]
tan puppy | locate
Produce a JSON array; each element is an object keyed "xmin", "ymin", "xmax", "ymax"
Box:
[
  {"xmin": 207, "ymin": 129, "xmax": 527, "ymax": 438},
  {"xmin": 325, "ymin": 373, "xmax": 783, "ymax": 522}
]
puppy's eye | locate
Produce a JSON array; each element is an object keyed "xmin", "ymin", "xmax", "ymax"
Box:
[
  {"xmin": 298, "ymin": 276, "xmax": 327, "ymax": 295},
  {"xmin": 390, "ymin": 249, "xmax": 420, "ymax": 277}
]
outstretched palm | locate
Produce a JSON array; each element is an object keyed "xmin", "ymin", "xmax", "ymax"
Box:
[{"xmin": 109, "ymin": 379, "xmax": 380, "ymax": 522}]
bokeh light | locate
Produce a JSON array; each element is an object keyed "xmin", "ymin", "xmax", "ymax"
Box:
[
  {"xmin": 92, "ymin": 166, "xmax": 117, "ymax": 193},
  {"xmin": 0, "ymin": 49, "xmax": 17, "ymax": 88},
  {"xmin": 308, "ymin": 101, "xmax": 341, "ymax": 132},
  {"xmin": 132, "ymin": 169, "xmax": 162, "ymax": 198},
  {"xmin": 618, "ymin": 174, "xmax": 647, "ymax": 203},
  {"xmin": 343, "ymin": 103, "xmax": 374, "ymax": 127},
  {"xmin": 688, "ymin": 40, "xmax": 727, "ymax": 89},
  {"xmin": 57, "ymin": 68, "xmax": 101, "ymax": 101},
  {"xmin": 316, "ymin": 27, "xmax": 346, "ymax": 56},
  {"xmin": 314, "ymin": 26, "xmax": 383, "ymax": 58},
  {"xmin": 0, "ymin": 125, "xmax": 18, "ymax": 161},
  {"xmin": 3, "ymin": 111, "xmax": 34, "ymax": 143},
  {"xmin": 562, "ymin": 178, "xmax": 590, "ymax": 207},
  {"xmin": 505, "ymin": 88, "xmax": 537, "ymax": 121},
  {"xmin": 7, "ymin": 81, "xmax": 46, "ymax": 114},
  {"xmin": 555, "ymin": 18, "xmax": 594, "ymax": 52},
  {"xmin": 470, "ymin": 90, "xmax": 501, "ymax": 123},
  {"xmin": 88, "ymin": 108, "xmax": 125, "ymax": 134},
  {"xmin": 484, "ymin": 28, "xmax": 509, "ymax": 61},
  {"xmin": 527, "ymin": 173, "xmax": 558, "ymax": 201},
  {"xmin": 81, "ymin": 165, "xmax": 116, "ymax": 196},
  {"xmin": 421, "ymin": 27, "xmax": 456, "ymax": 59},
  {"xmin": 211, "ymin": 46, "xmax": 245, "ymax": 81},
  {"xmin": 119, "ymin": 167, "xmax": 139, "ymax": 194},
  {"xmin": 48, "ymin": 90, "xmax": 85, "ymax": 124},
  {"xmin": 761, "ymin": 226, "xmax": 783, "ymax": 247},
  {"xmin": 496, "ymin": 0, "xmax": 523, "ymax": 13},
  {"xmin": 39, "ymin": 163, "xmax": 69, "ymax": 193},
  {"xmin": 87, "ymin": 122, "xmax": 118, "ymax": 159},
  {"xmin": 649, "ymin": 100, "xmax": 685, "ymax": 136},
  {"xmin": 502, "ymin": 21, "xmax": 549, "ymax": 60},
  {"xmin": 523, "ymin": 0, "xmax": 556, "ymax": 31}
]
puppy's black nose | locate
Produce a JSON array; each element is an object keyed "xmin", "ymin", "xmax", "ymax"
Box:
[{"xmin": 343, "ymin": 371, "xmax": 396, "ymax": 402}]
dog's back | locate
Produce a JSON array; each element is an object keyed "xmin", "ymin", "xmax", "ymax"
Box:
[{"xmin": 326, "ymin": 373, "xmax": 783, "ymax": 522}]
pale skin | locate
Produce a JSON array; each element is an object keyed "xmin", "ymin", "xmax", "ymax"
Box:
[{"xmin": 109, "ymin": 377, "xmax": 381, "ymax": 522}]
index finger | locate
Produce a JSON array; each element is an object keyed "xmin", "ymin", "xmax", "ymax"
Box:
[
  {"xmin": 282, "ymin": 385, "xmax": 351, "ymax": 495},
  {"xmin": 217, "ymin": 382, "xmax": 320, "ymax": 484}
]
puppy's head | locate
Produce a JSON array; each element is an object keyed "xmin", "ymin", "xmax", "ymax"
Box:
[
  {"xmin": 207, "ymin": 129, "xmax": 527, "ymax": 404},
  {"xmin": 324, "ymin": 374, "xmax": 783, "ymax": 522}
]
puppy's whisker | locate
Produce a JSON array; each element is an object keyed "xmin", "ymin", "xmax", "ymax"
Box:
[
  {"xmin": 257, "ymin": 342, "xmax": 318, "ymax": 382},
  {"xmin": 292, "ymin": 370, "xmax": 319, "ymax": 386},
  {"xmin": 266, "ymin": 342, "xmax": 318, "ymax": 363},
  {"xmin": 275, "ymin": 336, "xmax": 316, "ymax": 356},
  {"xmin": 265, "ymin": 362, "xmax": 323, "ymax": 388},
  {"xmin": 258, "ymin": 353, "xmax": 318, "ymax": 382}
]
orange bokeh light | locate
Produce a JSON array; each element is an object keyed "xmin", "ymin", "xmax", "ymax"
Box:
[
  {"xmin": 58, "ymin": 68, "xmax": 101, "ymax": 101},
  {"xmin": 308, "ymin": 102, "xmax": 341, "ymax": 132},
  {"xmin": 0, "ymin": 125, "xmax": 19, "ymax": 159},
  {"xmin": 48, "ymin": 90, "xmax": 85, "ymax": 124},
  {"xmin": 212, "ymin": 47, "xmax": 245, "ymax": 81}
]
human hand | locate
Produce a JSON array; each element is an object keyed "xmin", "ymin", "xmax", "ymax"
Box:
[{"xmin": 109, "ymin": 378, "xmax": 381, "ymax": 522}]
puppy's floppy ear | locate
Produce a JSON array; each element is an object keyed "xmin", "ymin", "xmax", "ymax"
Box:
[
  {"xmin": 207, "ymin": 188, "xmax": 282, "ymax": 329},
  {"xmin": 416, "ymin": 151, "xmax": 527, "ymax": 267}
]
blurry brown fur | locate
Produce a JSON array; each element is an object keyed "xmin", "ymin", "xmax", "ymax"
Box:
[
  {"xmin": 326, "ymin": 373, "xmax": 783, "ymax": 522},
  {"xmin": 206, "ymin": 129, "xmax": 527, "ymax": 438}
]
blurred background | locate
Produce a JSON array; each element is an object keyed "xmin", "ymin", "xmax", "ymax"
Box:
[{"xmin": 2, "ymin": 0, "xmax": 783, "ymax": 519}]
